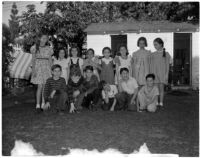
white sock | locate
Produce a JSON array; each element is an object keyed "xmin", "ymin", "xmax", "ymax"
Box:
[
  {"xmin": 36, "ymin": 104, "xmax": 40, "ymax": 109},
  {"xmin": 41, "ymin": 102, "xmax": 45, "ymax": 109},
  {"xmin": 160, "ymin": 102, "xmax": 163, "ymax": 106}
]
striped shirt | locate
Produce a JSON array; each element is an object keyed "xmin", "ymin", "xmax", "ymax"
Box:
[{"xmin": 44, "ymin": 77, "xmax": 67, "ymax": 102}]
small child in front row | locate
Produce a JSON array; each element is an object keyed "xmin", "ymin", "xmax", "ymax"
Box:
[
  {"xmin": 137, "ymin": 73, "xmax": 159, "ymax": 113},
  {"xmin": 43, "ymin": 64, "xmax": 68, "ymax": 114},
  {"xmin": 100, "ymin": 80, "xmax": 118, "ymax": 111}
]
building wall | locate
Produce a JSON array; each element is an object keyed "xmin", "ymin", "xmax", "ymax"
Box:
[
  {"xmin": 87, "ymin": 35, "xmax": 111, "ymax": 56},
  {"xmin": 192, "ymin": 32, "xmax": 199, "ymax": 89},
  {"xmin": 127, "ymin": 32, "xmax": 174, "ymax": 59}
]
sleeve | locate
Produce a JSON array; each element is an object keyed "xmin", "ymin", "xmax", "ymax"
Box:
[
  {"xmin": 79, "ymin": 58, "xmax": 84, "ymax": 68},
  {"xmin": 102, "ymin": 90, "xmax": 105, "ymax": 99},
  {"xmin": 49, "ymin": 47, "xmax": 54, "ymax": 56},
  {"xmin": 154, "ymin": 86, "xmax": 159, "ymax": 96},
  {"xmin": 134, "ymin": 78, "xmax": 139, "ymax": 88},
  {"xmin": 66, "ymin": 83, "xmax": 74, "ymax": 103},
  {"xmin": 113, "ymin": 85, "xmax": 118, "ymax": 96},
  {"xmin": 44, "ymin": 79, "xmax": 51, "ymax": 102}
]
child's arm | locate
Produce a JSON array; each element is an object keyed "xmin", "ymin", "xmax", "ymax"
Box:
[
  {"xmin": 49, "ymin": 47, "xmax": 54, "ymax": 67},
  {"xmin": 131, "ymin": 87, "xmax": 138, "ymax": 104},
  {"xmin": 30, "ymin": 46, "xmax": 36, "ymax": 77},
  {"xmin": 110, "ymin": 98, "xmax": 117, "ymax": 111}
]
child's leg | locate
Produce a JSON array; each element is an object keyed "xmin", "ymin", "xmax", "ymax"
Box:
[
  {"xmin": 36, "ymin": 84, "xmax": 43, "ymax": 108},
  {"xmin": 115, "ymin": 92, "xmax": 128, "ymax": 110},
  {"xmin": 75, "ymin": 93, "xmax": 85, "ymax": 110},
  {"xmin": 137, "ymin": 92, "xmax": 147, "ymax": 110},
  {"xmin": 147, "ymin": 101, "xmax": 157, "ymax": 112},
  {"xmin": 41, "ymin": 84, "xmax": 45, "ymax": 109},
  {"xmin": 57, "ymin": 91, "xmax": 68, "ymax": 111},
  {"xmin": 159, "ymin": 83, "xmax": 164, "ymax": 106}
]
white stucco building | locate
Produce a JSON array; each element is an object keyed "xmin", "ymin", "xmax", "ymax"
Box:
[{"xmin": 85, "ymin": 21, "xmax": 199, "ymax": 89}]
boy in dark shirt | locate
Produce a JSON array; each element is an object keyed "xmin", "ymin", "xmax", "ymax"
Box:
[
  {"xmin": 43, "ymin": 64, "xmax": 68, "ymax": 114},
  {"xmin": 67, "ymin": 67, "xmax": 85, "ymax": 113},
  {"xmin": 82, "ymin": 65, "xmax": 101, "ymax": 110}
]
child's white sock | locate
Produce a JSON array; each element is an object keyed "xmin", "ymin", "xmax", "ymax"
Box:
[
  {"xmin": 41, "ymin": 102, "xmax": 45, "ymax": 109},
  {"xmin": 36, "ymin": 104, "xmax": 40, "ymax": 109},
  {"xmin": 160, "ymin": 102, "xmax": 163, "ymax": 106}
]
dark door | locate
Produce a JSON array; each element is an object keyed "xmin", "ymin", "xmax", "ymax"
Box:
[
  {"xmin": 173, "ymin": 33, "xmax": 191, "ymax": 85},
  {"xmin": 111, "ymin": 35, "xmax": 127, "ymax": 57}
]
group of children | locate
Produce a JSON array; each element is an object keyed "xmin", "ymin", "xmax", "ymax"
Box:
[{"xmin": 30, "ymin": 34, "xmax": 171, "ymax": 114}]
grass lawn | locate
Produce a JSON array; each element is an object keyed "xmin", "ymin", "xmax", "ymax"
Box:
[{"xmin": 2, "ymin": 89, "xmax": 199, "ymax": 156}]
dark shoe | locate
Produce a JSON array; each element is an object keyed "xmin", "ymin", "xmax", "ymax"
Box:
[{"xmin": 35, "ymin": 108, "xmax": 41, "ymax": 114}]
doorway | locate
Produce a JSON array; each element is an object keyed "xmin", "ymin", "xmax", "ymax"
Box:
[
  {"xmin": 173, "ymin": 33, "xmax": 191, "ymax": 86},
  {"xmin": 111, "ymin": 35, "xmax": 127, "ymax": 57}
]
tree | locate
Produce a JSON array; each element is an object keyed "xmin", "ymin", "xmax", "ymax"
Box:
[
  {"xmin": 2, "ymin": 24, "xmax": 13, "ymax": 94},
  {"xmin": 9, "ymin": 2, "xmax": 19, "ymax": 43}
]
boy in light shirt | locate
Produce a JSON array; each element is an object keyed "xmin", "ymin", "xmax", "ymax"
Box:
[
  {"xmin": 137, "ymin": 73, "xmax": 159, "ymax": 112},
  {"xmin": 115, "ymin": 68, "xmax": 138, "ymax": 111}
]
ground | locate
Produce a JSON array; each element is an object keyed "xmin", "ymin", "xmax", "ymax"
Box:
[{"xmin": 2, "ymin": 88, "xmax": 199, "ymax": 156}]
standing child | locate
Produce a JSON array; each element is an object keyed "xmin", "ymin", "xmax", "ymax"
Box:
[
  {"xmin": 150, "ymin": 38, "xmax": 171, "ymax": 107},
  {"xmin": 115, "ymin": 45, "xmax": 132, "ymax": 85},
  {"xmin": 137, "ymin": 74, "xmax": 159, "ymax": 112},
  {"xmin": 132, "ymin": 37, "xmax": 151, "ymax": 86},
  {"xmin": 67, "ymin": 68, "xmax": 85, "ymax": 113},
  {"xmin": 67, "ymin": 46, "xmax": 84, "ymax": 76},
  {"xmin": 53, "ymin": 48, "xmax": 69, "ymax": 84},
  {"xmin": 43, "ymin": 64, "xmax": 68, "ymax": 114},
  {"xmin": 100, "ymin": 47, "xmax": 115, "ymax": 84},
  {"xmin": 83, "ymin": 48, "xmax": 101, "ymax": 81},
  {"xmin": 100, "ymin": 80, "xmax": 118, "ymax": 111},
  {"xmin": 30, "ymin": 34, "xmax": 54, "ymax": 112}
]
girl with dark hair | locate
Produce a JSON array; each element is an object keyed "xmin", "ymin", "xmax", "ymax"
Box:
[
  {"xmin": 150, "ymin": 38, "xmax": 171, "ymax": 107},
  {"xmin": 67, "ymin": 46, "xmax": 84, "ymax": 76},
  {"xmin": 99, "ymin": 47, "xmax": 115, "ymax": 84},
  {"xmin": 30, "ymin": 34, "xmax": 54, "ymax": 112},
  {"xmin": 132, "ymin": 37, "xmax": 151, "ymax": 86},
  {"xmin": 114, "ymin": 45, "xmax": 132, "ymax": 85},
  {"xmin": 53, "ymin": 48, "xmax": 69, "ymax": 84}
]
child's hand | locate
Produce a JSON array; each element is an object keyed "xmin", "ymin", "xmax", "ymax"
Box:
[
  {"xmin": 73, "ymin": 90, "xmax": 80, "ymax": 98},
  {"xmin": 130, "ymin": 99, "xmax": 136, "ymax": 105},
  {"xmin": 84, "ymin": 92, "xmax": 88, "ymax": 97},
  {"xmin": 43, "ymin": 102, "xmax": 50, "ymax": 110},
  {"xmin": 70, "ymin": 103, "xmax": 76, "ymax": 113},
  {"xmin": 50, "ymin": 90, "xmax": 56, "ymax": 98}
]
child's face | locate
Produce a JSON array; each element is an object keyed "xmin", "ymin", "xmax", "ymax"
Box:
[
  {"xmin": 103, "ymin": 84, "xmax": 110, "ymax": 91},
  {"xmin": 71, "ymin": 48, "xmax": 78, "ymax": 57},
  {"xmin": 40, "ymin": 35, "xmax": 48, "ymax": 46},
  {"xmin": 52, "ymin": 68, "xmax": 62, "ymax": 78},
  {"xmin": 59, "ymin": 50, "xmax": 65, "ymax": 59},
  {"xmin": 71, "ymin": 75, "xmax": 81, "ymax": 83},
  {"xmin": 87, "ymin": 50, "xmax": 94, "ymax": 60},
  {"xmin": 121, "ymin": 70, "xmax": 129, "ymax": 81},
  {"xmin": 103, "ymin": 49, "xmax": 111, "ymax": 58},
  {"xmin": 85, "ymin": 69, "xmax": 93, "ymax": 79},
  {"xmin": 139, "ymin": 40, "xmax": 146, "ymax": 48},
  {"xmin": 146, "ymin": 77, "xmax": 154, "ymax": 87},
  {"xmin": 120, "ymin": 47, "xmax": 127, "ymax": 56},
  {"xmin": 154, "ymin": 42, "xmax": 162, "ymax": 51}
]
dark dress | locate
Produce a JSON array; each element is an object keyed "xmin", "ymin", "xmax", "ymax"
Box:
[{"xmin": 100, "ymin": 58, "xmax": 115, "ymax": 84}]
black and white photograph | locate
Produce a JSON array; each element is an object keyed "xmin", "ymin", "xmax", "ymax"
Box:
[{"xmin": 1, "ymin": 1, "xmax": 199, "ymax": 157}]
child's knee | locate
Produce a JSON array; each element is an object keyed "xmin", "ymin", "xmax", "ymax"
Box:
[{"xmin": 147, "ymin": 104, "xmax": 157, "ymax": 112}]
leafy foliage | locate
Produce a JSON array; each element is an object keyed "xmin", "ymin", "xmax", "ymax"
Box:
[{"xmin": 9, "ymin": 2, "xmax": 19, "ymax": 42}]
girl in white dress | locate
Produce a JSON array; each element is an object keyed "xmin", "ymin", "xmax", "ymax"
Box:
[
  {"xmin": 132, "ymin": 37, "xmax": 151, "ymax": 86},
  {"xmin": 53, "ymin": 48, "xmax": 69, "ymax": 84},
  {"xmin": 114, "ymin": 45, "xmax": 132, "ymax": 84}
]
